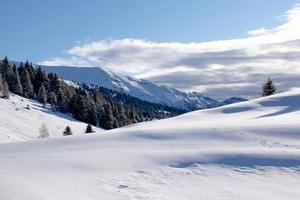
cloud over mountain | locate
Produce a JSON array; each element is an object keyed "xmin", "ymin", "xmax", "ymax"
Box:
[{"xmin": 40, "ymin": 4, "xmax": 300, "ymax": 99}]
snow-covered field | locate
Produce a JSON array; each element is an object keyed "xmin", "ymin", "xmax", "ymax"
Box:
[
  {"xmin": 0, "ymin": 94, "xmax": 102, "ymax": 143},
  {"xmin": 0, "ymin": 90, "xmax": 300, "ymax": 200}
]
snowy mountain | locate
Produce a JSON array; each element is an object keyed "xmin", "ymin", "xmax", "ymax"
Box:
[
  {"xmin": 1, "ymin": 90, "xmax": 299, "ymax": 199},
  {"xmin": 40, "ymin": 65, "xmax": 221, "ymax": 110},
  {"xmin": 0, "ymin": 93, "xmax": 102, "ymax": 143}
]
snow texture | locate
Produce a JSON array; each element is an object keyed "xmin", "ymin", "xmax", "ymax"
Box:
[
  {"xmin": 0, "ymin": 90, "xmax": 300, "ymax": 200},
  {"xmin": 0, "ymin": 94, "xmax": 102, "ymax": 143}
]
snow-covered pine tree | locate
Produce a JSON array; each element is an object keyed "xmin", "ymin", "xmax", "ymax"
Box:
[
  {"xmin": 2, "ymin": 79, "xmax": 9, "ymax": 99},
  {"xmin": 12, "ymin": 64, "xmax": 23, "ymax": 95},
  {"xmin": 63, "ymin": 126, "xmax": 72, "ymax": 136},
  {"xmin": 38, "ymin": 123, "xmax": 49, "ymax": 138},
  {"xmin": 48, "ymin": 92, "xmax": 57, "ymax": 111},
  {"xmin": 19, "ymin": 63, "xmax": 34, "ymax": 98},
  {"xmin": 38, "ymin": 84, "xmax": 47, "ymax": 104},
  {"xmin": 0, "ymin": 75, "xmax": 3, "ymax": 97},
  {"xmin": 33, "ymin": 67, "xmax": 48, "ymax": 94},
  {"xmin": 24, "ymin": 61, "xmax": 36, "ymax": 83},
  {"xmin": 0, "ymin": 74, "xmax": 9, "ymax": 99},
  {"xmin": 0, "ymin": 56, "xmax": 15, "ymax": 92},
  {"xmin": 262, "ymin": 77, "xmax": 276, "ymax": 96},
  {"xmin": 48, "ymin": 73, "xmax": 60, "ymax": 94}
]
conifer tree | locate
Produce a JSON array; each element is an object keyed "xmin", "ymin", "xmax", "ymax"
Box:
[
  {"xmin": 19, "ymin": 63, "xmax": 34, "ymax": 98},
  {"xmin": 0, "ymin": 75, "xmax": 4, "ymax": 98},
  {"xmin": 38, "ymin": 123, "xmax": 49, "ymax": 138},
  {"xmin": 71, "ymin": 89, "xmax": 89, "ymax": 123},
  {"xmin": 38, "ymin": 84, "xmax": 47, "ymax": 104},
  {"xmin": 0, "ymin": 56, "xmax": 15, "ymax": 91},
  {"xmin": 1, "ymin": 78, "xmax": 9, "ymax": 99},
  {"xmin": 24, "ymin": 61, "xmax": 36, "ymax": 82},
  {"xmin": 262, "ymin": 77, "xmax": 276, "ymax": 96},
  {"xmin": 33, "ymin": 67, "xmax": 48, "ymax": 94},
  {"xmin": 99, "ymin": 103, "xmax": 115, "ymax": 129},
  {"xmin": 87, "ymin": 95, "xmax": 97, "ymax": 125},
  {"xmin": 85, "ymin": 124, "xmax": 94, "ymax": 133},
  {"xmin": 49, "ymin": 73, "xmax": 60, "ymax": 94},
  {"xmin": 63, "ymin": 126, "xmax": 72, "ymax": 136},
  {"xmin": 11, "ymin": 64, "xmax": 23, "ymax": 95},
  {"xmin": 48, "ymin": 92, "xmax": 57, "ymax": 111}
]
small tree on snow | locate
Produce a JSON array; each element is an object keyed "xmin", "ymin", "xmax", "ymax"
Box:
[
  {"xmin": 38, "ymin": 123, "xmax": 49, "ymax": 138},
  {"xmin": 85, "ymin": 124, "xmax": 94, "ymax": 133},
  {"xmin": 262, "ymin": 77, "xmax": 276, "ymax": 96},
  {"xmin": 63, "ymin": 126, "xmax": 72, "ymax": 136}
]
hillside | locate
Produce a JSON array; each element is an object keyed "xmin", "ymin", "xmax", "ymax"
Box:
[
  {"xmin": 41, "ymin": 65, "xmax": 221, "ymax": 110},
  {"xmin": 0, "ymin": 90, "xmax": 299, "ymax": 199},
  {"xmin": 0, "ymin": 93, "xmax": 102, "ymax": 143}
]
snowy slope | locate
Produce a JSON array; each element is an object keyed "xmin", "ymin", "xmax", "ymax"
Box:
[
  {"xmin": 0, "ymin": 94, "xmax": 102, "ymax": 143},
  {"xmin": 0, "ymin": 90, "xmax": 300, "ymax": 199},
  {"xmin": 41, "ymin": 65, "xmax": 220, "ymax": 110}
]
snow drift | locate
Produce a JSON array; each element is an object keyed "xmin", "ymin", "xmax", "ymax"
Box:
[{"xmin": 0, "ymin": 90, "xmax": 300, "ymax": 200}]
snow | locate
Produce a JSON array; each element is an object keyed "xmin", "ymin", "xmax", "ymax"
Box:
[
  {"xmin": 0, "ymin": 90, "xmax": 300, "ymax": 199},
  {"xmin": 0, "ymin": 94, "xmax": 102, "ymax": 143},
  {"xmin": 41, "ymin": 65, "xmax": 219, "ymax": 110}
]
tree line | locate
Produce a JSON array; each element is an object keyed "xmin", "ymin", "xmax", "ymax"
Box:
[{"xmin": 0, "ymin": 57, "xmax": 184, "ymax": 129}]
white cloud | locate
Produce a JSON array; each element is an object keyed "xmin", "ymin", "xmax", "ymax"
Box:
[
  {"xmin": 247, "ymin": 28, "xmax": 272, "ymax": 36},
  {"xmin": 39, "ymin": 4, "xmax": 300, "ymax": 99},
  {"xmin": 39, "ymin": 56, "xmax": 92, "ymax": 67}
]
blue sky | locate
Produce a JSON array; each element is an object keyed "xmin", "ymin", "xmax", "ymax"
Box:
[
  {"xmin": 0, "ymin": 0, "xmax": 298, "ymax": 63},
  {"xmin": 1, "ymin": 1, "xmax": 300, "ymax": 99}
]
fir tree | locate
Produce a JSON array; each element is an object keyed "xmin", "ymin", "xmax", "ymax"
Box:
[
  {"xmin": 1, "ymin": 79, "xmax": 9, "ymax": 99},
  {"xmin": 87, "ymin": 95, "xmax": 98, "ymax": 125},
  {"xmin": 24, "ymin": 61, "xmax": 36, "ymax": 83},
  {"xmin": 0, "ymin": 56, "xmax": 15, "ymax": 91},
  {"xmin": 19, "ymin": 63, "xmax": 34, "ymax": 98},
  {"xmin": 38, "ymin": 84, "xmax": 47, "ymax": 104},
  {"xmin": 49, "ymin": 73, "xmax": 60, "ymax": 94},
  {"xmin": 262, "ymin": 77, "xmax": 276, "ymax": 96},
  {"xmin": 33, "ymin": 67, "xmax": 48, "ymax": 94},
  {"xmin": 38, "ymin": 123, "xmax": 49, "ymax": 138},
  {"xmin": 48, "ymin": 92, "xmax": 57, "ymax": 111},
  {"xmin": 11, "ymin": 64, "xmax": 23, "ymax": 95},
  {"xmin": 71, "ymin": 89, "xmax": 89, "ymax": 123},
  {"xmin": 63, "ymin": 126, "xmax": 72, "ymax": 136},
  {"xmin": 99, "ymin": 103, "xmax": 115, "ymax": 129},
  {"xmin": 85, "ymin": 124, "xmax": 94, "ymax": 133}
]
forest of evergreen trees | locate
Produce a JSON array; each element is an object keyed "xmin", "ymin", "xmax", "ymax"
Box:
[{"xmin": 0, "ymin": 57, "xmax": 184, "ymax": 129}]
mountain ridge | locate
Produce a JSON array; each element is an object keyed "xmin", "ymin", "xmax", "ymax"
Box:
[{"xmin": 40, "ymin": 65, "xmax": 245, "ymax": 110}]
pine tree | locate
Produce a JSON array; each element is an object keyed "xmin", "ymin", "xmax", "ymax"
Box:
[
  {"xmin": 38, "ymin": 123, "xmax": 49, "ymax": 138},
  {"xmin": 87, "ymin": 95, "xmax": 97, "ymax": 125},
  {"xmin": 49, "ymin": 73, "xmax": 60, "ymax": 94},
  {"xmin": 19, "ymin": 63, "xmax": 34, "ymax": 98},
  {"xmin": 48, "ymin": 92, "xmax": 57, "ymax": 111},
  {"xmin": 71, "ymin": 89, "xmax": 89, "ymax": 123},
  {"xmin": 38, "ymin": 84, "xmax": 47, "ymax": 104},
  {"xmin": 262, "ymin": 77, "xmax": 276, "ymax": 96},
  {"xmin": 0, "ymin": 56, "xmax": 15, "ymax": 91},
  {"xmin": 33, "ymin": 67, "xmax": 48, "ymax": 94},
  {"xmin": 63, "ymin": 126, "xmax": 72, "ymax": 136},
  {"xmin": 0, "ymin": 74, "xmax": 9, "ymax": 99},
  {"xmin": 0, "ymin": 75, "xmax": 4, "ymax": 97},
  {"xmin": 12, "ymin": 64, "xmax": 23, "ymax": 95},
  {"xmin": 99, "ymin": 103, "xmax": 115, "ymax": 129},
  {"xmin": 85, "ymin": 124, "xmax": 94, "ymax": 133},
  {"xmin": 24, "ymin": 61, "xmax": 36, "ymax": 83}
]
